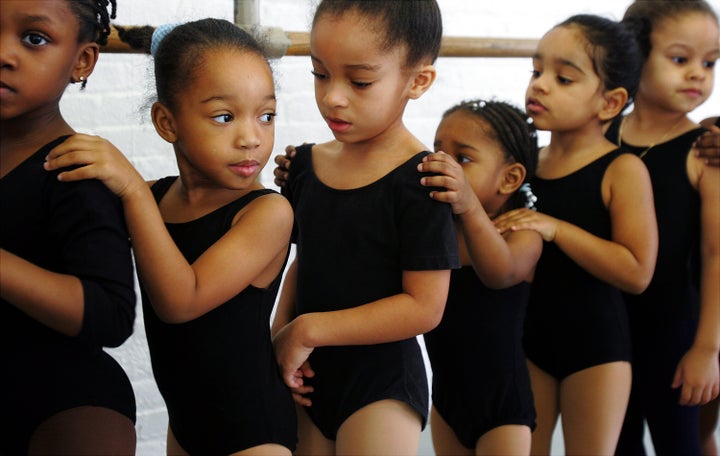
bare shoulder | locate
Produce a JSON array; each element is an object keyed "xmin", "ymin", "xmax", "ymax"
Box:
[{"xmin": 607, "ymin": 152, "xmax": 648, "ymax": 177}]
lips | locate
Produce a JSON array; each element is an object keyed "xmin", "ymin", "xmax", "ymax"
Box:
[
  {"xmin": 326, "ymin": 117, "xmax": 351, "ymax": 133},
  {"xmin": 0, "ymin": 81, "xmax": 16, "ymax": 94},
  {"xmin": 680, "ymin": 88, "xmax": 702, "ymax": 99},
  {"xmin": 230, "ymin": 160, "xmax": 260, "ymax": 178},
  {"xmin": 526, "ymin": 97, "xmax": 546, "ymax": 115}
]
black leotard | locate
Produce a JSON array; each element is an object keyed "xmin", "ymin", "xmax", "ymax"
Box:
[
  {"xmin": 524, "ymin": 149, "xmax": 631, "ymax": 380},
  {"xmin": 1, "ymin": 136, "xmax": 136, "ymax": 454},
  {"xmin": 424, "ymin": 266, "xmax": 536, "ymax": 448},
  {"xmin": 284, "ymin": 144, "xmax": 460, "ymax": 440},
  {"xmin": 142, "ymin": 177, "xmax": 297, "ymax": 455}
]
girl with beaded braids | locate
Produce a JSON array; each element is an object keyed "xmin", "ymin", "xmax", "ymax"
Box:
[
  {"xmin": 1, "ymin": 1, "xmax": 137, "ymax": 454},
  {"xmin": 603, "ymin": 1, "xmax": 720, "ymax": 454},
  {"xmin": 46, "ymin": 18, "xmax": 297, "ymax": 455},
  {"xmin": 418, "ymin": 99, "xmax": 540, "ymax": 456},
  {"xmin": 493, "ymin": 14, "xmax": 658, "ymax": 455}
]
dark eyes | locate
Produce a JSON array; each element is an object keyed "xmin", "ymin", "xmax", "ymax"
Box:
[
  {"xmin": 22, "ymin": 33, "xmax": 49, "ymax": 47},
  {"xmin": 311, "ymin": 70, "xmax": 372, "ymax": 88}
]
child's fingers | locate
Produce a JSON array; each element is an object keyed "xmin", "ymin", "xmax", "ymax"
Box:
[
  {"xmin": 420, "ymin": 174, "xmax": 453, "ymax": 189},
  {"xmin": 292, "ymin": 393, "xmax": 312, "ymax": 407}
]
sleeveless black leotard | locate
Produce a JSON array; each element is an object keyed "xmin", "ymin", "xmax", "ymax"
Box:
[
  {"xmin": 525, "ymin": 149, "xmax": 631, "ymax": 380},
  {"xmin": 607, "ymin": 117, "xmax": 707, "ymax": 455},
  {"xmin": 424, "ymin": 266, "xmax": 536, "ymax": 448},
  {"xmin": 143, "ymin": 177, "xmax": 297, "ymax": 455}
]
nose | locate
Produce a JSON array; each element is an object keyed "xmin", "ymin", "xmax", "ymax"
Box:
[
  {"xmin": 235, "ymin": 119, "xmax": 261, "ymax": 149},
  {"xmin": 321, "ymin": 79, "xmax": 349, "ymax": 109},
  {"xmin": 687, "ymin": 59, "xmax": 707, "ymax": 82},
  {"xmin": 528, "ymin": 72, "xmax": 548, "ymax": 94},
  {"xmin": 0, "ymin": 33, "xmax": 17, "ymax": 69}
]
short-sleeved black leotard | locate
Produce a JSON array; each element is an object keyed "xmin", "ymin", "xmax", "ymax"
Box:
[
  {"xmin": 1, "ymin": 136, "xmax": 137, "ymax": 454},
  {"xmin": 525, "ymin": 149, "xmax": 631, "ymax": 380},
  {"xmin": 142, "ymin": 177, "xmax": 297, "ymax": 455},
  {"xmin": 284, "ymin": 144, "xmax": 460, "ymax": 440},
  {"xmin": 424, "ymin": 266, "xmax": 536, "ymax": 448}
]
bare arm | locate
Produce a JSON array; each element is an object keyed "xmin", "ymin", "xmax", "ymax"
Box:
[
  {"xmin": 495, "ymin": 154, "xmax": 658, "ymax": 294},
  {"xmin": 272, "ymin": 258, "xmax": 297, "ymax": 337},
  {"xmin": 45, "ymin": 134, "xmax": 294, "ymax": 324},
  {"xmin": 272, "ymin": 268, "xmax": 450, "ymax": 388},
  {"xmin": 673, "ymin": 157, "xmax": 720, "ymax": 405},
  {"xmin": 418, "ymin": 151, "xmax": 542, "ymax": 288}
]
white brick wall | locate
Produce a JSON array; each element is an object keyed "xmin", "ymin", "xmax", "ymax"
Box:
[{"xmin": 59, "ymin": 1, "xmax": 720, "ymax": 454}]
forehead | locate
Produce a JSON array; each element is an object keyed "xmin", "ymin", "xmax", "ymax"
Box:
[
  {"xmin": 2, "ymin": 0, "xmax": 76, "ymax": 26},
  {"xmin": 310, "ymin": 10, "xmax": 404, "ymax": 67},
  {"xmin": 653, "ymin": 12, "xmax": 720, "ymax": 49},
  {"xmin": 187, "ymin": 49, "xmax": 274, "ymax": 98},
  {"xmin": 535, "ymin": 25, "xmax": 594, "ymax": 70}
]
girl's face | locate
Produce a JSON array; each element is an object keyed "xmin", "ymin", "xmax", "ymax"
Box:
[
  {"xmin": 165, "ymin": 50, "xmax": 276, "ymax": 190},
  {"xmin": 434, "ymin": 110, "xmax": 514, "ymax": 215},
  {"xmin": 309, "ymin": 11, "xmax": 417, "ymax": 144},
  {"xmin": 525, "ymin": 25, "xmax": 607, "ymax": 132},
  {"xmin": 0, "ymin": 1, "xmax": 94, "ymax": 121},
  {"xmin": 635, "ymin": 12, "xmax": 718, "ymax": 115}
]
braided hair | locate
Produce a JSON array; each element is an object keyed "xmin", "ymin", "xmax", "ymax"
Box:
[
  {"xmin": 442, "ymin": 100, "xmax": 539, "ymax": 211},
  {"xmin": 67, "ymin": 0, "xmax": 118, "ymax": 88}
]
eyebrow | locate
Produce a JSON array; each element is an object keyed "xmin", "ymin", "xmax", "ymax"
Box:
[
  {"xmin": 533, "ymin": 53, "xmax": 586, "ymax": 75},
  {"xmin": 22, "ymin": 14, "xmax": 54, "ymax": 25},
  {"xmin": 201, "ymin": 94, "xmax": 276, "ymax": 104},
  {"xmin": 311, "ymin": 54, "xmax": 381, "ymax": 72}
]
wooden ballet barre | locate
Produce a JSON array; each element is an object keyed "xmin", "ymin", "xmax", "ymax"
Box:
[{"xmin": 102, "ymin": 27, "xmax": 537, "ymax": 58}]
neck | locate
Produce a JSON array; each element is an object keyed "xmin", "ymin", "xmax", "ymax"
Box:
[
  {"xmin": 549, "ymin": 120, "xmax": 613, "ymax": 156},
  {"xmin": 1, "ymin": 109, "xmax": 74, "ymax": 177},
  {"xmin": 627, "ymin": 104, "xmax": 690, "ymax": 130},
  {"xmin": 1, "ymin": 109, "xmax": 73, "ymax": 153},
  {"xmin": 340, "ymin": 118, "xmax": 423, "ymax": 158},
  {"xmin": 621, "ymin": 106, "xmax": 693, "ymax": 147}
]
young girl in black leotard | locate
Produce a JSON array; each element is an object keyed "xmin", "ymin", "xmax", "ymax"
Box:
[
  {"xmin": 419, "ymin": 99, "xmax": 541, "ymax": 456},
  {"xmin": 494, "ymin": 14, "xmax": 658, "ymax": 455},
  {"xmin": 606, "ymin": 2, "xmax": 720, "ymax": 454},
  {"xmin": 270, "ymin": 1, "xmax": 458, "ymax": 454},
  {"xmin": 0, "ymin": 1, "xmax": 138, "ymax": 454},
  {"xmin": 45, "ymin": 19, "xmax": 297, "ymax": 455}
]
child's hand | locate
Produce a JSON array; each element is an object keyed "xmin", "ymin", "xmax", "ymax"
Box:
[
  {"xmin": 494, "ymin": 208, "xmax": 558, "ymax": 242},
  {"xmin": 44, "ymin": 134, "xmax": 145, "ymax": 200},
  {"xmin": 694, "ymin": 126, "xmax": 720, "ymax": 167},
  {"xmin": 273, "ymin": 145, "xmax": 296, "ymax": 188},
  {"xmin": 272, "ymin": 317, "xmax": 315, "ymax": 390},
  {"xmin": 418, "ymin": 151, "xmax": 478, "ymax": 215},
  {"xmin": 672, "ymin": 346, "xmax": 720, "ymax": 406},
  {"xmin": 289, "ymin": 361, "xmax": 315, "ymax": 407}
]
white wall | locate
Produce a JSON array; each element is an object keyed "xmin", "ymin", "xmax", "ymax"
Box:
[{"xmin": 60, "ymin": 1, "xmax": 720, "ymax": 454}]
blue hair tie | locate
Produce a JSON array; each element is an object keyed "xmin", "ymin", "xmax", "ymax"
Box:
[{"xmin": 151, "ymin": 23, "xmax": 181, "ymax": 57}]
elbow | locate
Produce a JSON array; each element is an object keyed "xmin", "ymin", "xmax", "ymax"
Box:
[
  {"xmin": 155, "ymin": 306, "xmax": 192, "ymax": 325},
  {"xmin": 619, "ymin": 266, "xmax": 655, "ymax": 295},
  {"xmin": 422, "ymin": 299, "xmax": 447, "ymax": 333}
]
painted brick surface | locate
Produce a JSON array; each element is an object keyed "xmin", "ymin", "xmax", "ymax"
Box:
[{"xmin": 57, "ymin": 1, "xmax": 719, "ymax": 453}]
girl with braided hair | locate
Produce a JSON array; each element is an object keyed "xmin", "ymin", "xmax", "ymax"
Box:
[
  {"xmin": 0, "ymin": 1, "xmax": 137, "ymax": 454},
  {"xmin": 418, "ymin": 99, "xmax": 540, "ymax": 456},
  {"xmin": 46, "ymin": 18, "xmax": 297, "ymax": 455}
]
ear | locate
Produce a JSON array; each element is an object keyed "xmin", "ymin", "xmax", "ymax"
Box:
[
  {"xmin": 151, "ymin": 102, "xmax": 178, "ymax": 143},
  {"xmin": 498, "ymin": 163, "xmax": 527, "ymax": 196},
  {"xmin": 71, "ymin": 43, "xmax": 99, "ymax": 83},
  {"xmin": 598, "ymin": 87, "xmax": 629, "ymax": 122},
  {"xmin": 407, "ymin": 64, "xmax": 437, "ymax": 100}
]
